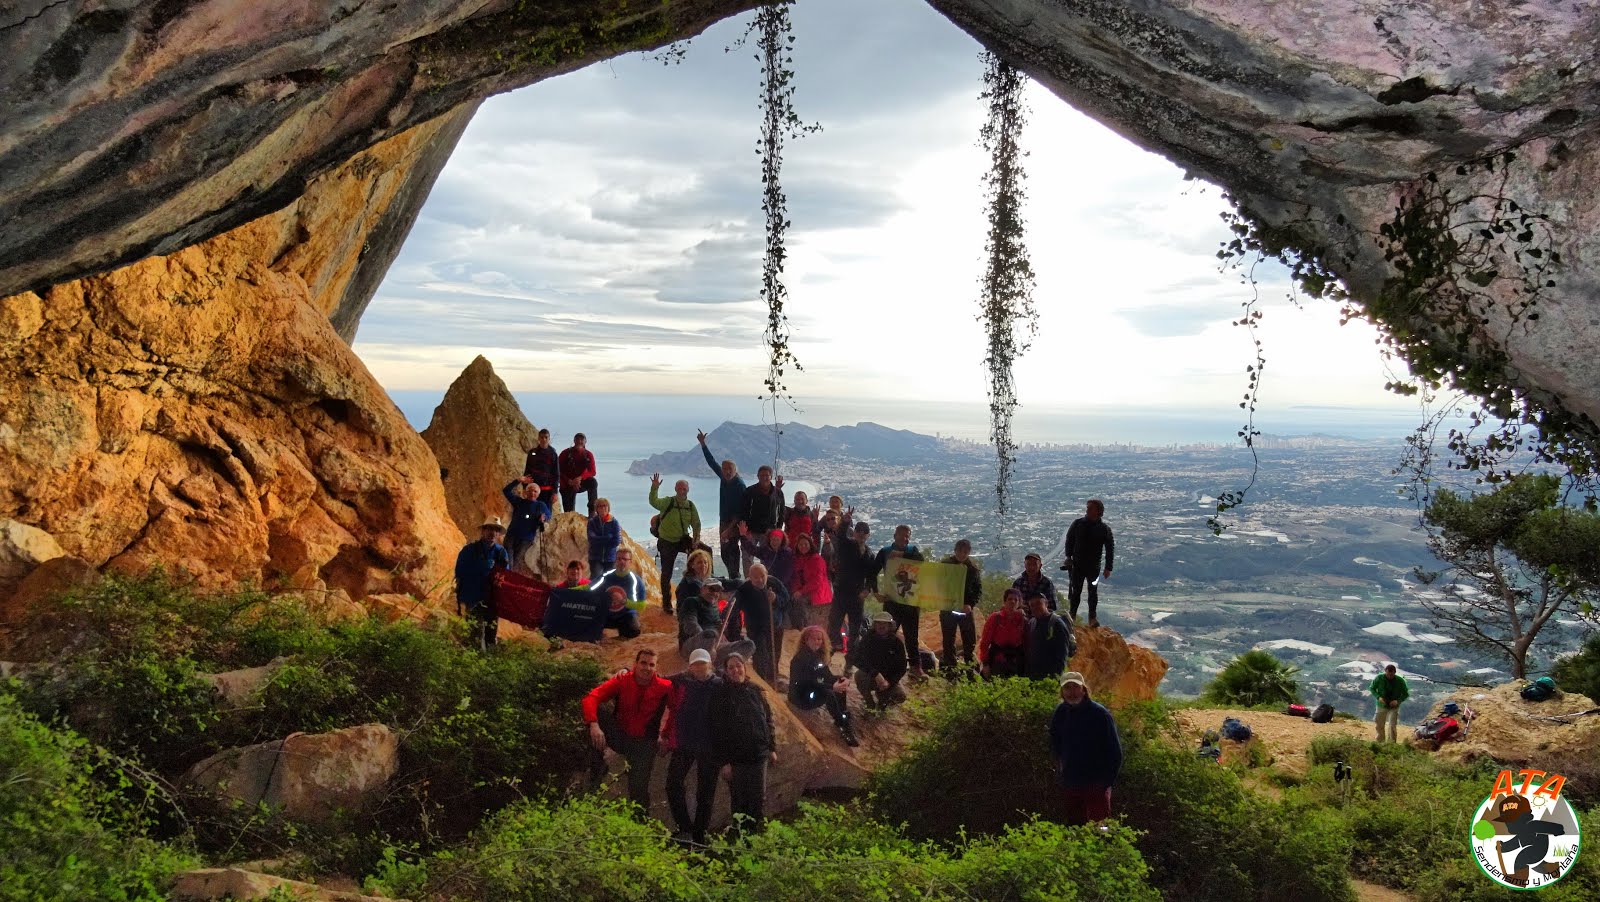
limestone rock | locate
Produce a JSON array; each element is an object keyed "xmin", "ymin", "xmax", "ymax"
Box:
[
  {"xmin": 1069, "ymin": 624, "xmax": 1169, "ymax": 704},
  {"xmin": 421, "ymin": 356, "xmax": 542, "ymax": 538},
  {"xmin": 170, "ymin": 867, "xmax": 401, "ymax": 902},
  {"xmin": 184, "ymin": 724, "xmax": 400, "ymax": 826},
  {"xmin": 200, "ymin": 658, "xmax": 289, "ymax": 710},
  {"xmin": 535, "ymin": 512, "xmax": 662, "ymax": 604},
  {"xmin": 1, "ymin": 553, "xmax": 100, "ymax": 629},
  {"xmin": 0, "ymin": 519, "xmax": 65, "ymax": 597},
  {"xmin": 0, "ymin": 120, "xmax": 468, "ymax": 612}
]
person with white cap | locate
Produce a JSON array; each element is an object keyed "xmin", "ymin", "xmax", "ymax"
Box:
[
  {"xmin": 454, "ymin": 516, "xmax": 510, "ymax": 650},
  {"xmin": 848, "ymin": 611, "xmax": 909, "ymax": 710},
  {"xmin": 1048, "ymin": 670, "xmax": 1123, "ymax": 825},
  {"xmin": 661, "ymin": 647, "xmax": 723, "ymax": 845}
]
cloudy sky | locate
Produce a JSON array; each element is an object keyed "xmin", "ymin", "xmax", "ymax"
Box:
[{"xmin": 355, "ymin": 0, "xmax": 1418, "ymax": 419}]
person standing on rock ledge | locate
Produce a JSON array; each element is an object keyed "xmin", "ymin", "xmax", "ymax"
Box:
[
  {"xmin": 583, "ymin": 647, "xmax": 674, "ymax": 812},
  {"xmin": 1061, "ymin": 499, "xmax": 1114, "ymax": 628},
  {"xmin": 522, "ymin": 428, "xmax": 560, "ymax": 510},
  {"xmin": 1049, "ymin": 671, "xmax": 1122, "ymax": 826},
  {"xmin": 699, "ymin": 430, "xmax": 748, "ymax": 580},
  {"xmin": 454, "ymin": 518, "xmax": 509, "ymax": 651},
  {"xmin": 649, "ymin": 473, "xmax": 702, "ymax": 615},
  {"xmin": 559, "ymin": 432, "xmax": 599, "ymax": 516},
  {"xmin": 1370, "ymin": 663, "xmax": 1409, "ymax": 743}
]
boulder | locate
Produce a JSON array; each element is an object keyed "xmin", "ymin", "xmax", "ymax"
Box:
[
  {"xmin": 1069, "ymin": 624, "xmax": 1169, "ymax": 704},
  {"xmin": 536, "ymin": 512, "xmax": 662, "ymax": 605},
  {"xmin": 421, "ymin": 356, "xmax": 542, "ymax": 537},
  {"xmin": 0, "ymin": 519, "xmax": 65, "ymax": 597},
  {"xmin": 0, "ymin": 119, "xmax": 469, "ymax": 617},
  {"xmin": 183, "ymin": 724, "xmax": 400, "ymax": 825},
  {"xmin": 170, "ymin": 867, "xmax": 401, "ymax": 902},
  {"xmin": 200, "ymin": 658, "xmax": 289, "ymax": 710},
  {"xmin": 0, "ymin": 554, "xmax": 99, "ymax": 627}
]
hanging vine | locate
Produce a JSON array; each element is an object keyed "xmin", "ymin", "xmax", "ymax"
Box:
[
  {"xmin": 976, "ymin": 51, "xmax": 1038, "ymax": 524},
  {"xmin": 751, "ymin": 0, "xmax": 817, "ymax": 467}
]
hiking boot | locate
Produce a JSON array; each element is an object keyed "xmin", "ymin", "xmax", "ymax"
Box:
[
  {"xmin": 1088, "ymin": 618, "xmax": 1099, "ymax": 629},
  {"xmin": 839, "ymin": 719, "xmax": 860, "ymax": 747},
  {"xmin": 663, "ymin": 602, "xmax": 674, "ymax": 616}
]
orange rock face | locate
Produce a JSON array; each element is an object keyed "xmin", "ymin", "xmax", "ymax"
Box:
[
  {"xmin": 0, "ymin": 117, "xmax": 468, "ymax": 604},
  {"xmin": 421, "ymin": 356, "xmax": 542, "ymax": 538},
  {"xmin": 1069, "ymin": 624, "xmax": 1169, "ymax": 704}
]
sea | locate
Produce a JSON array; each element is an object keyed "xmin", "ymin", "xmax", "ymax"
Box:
[{"xmin": 389, "ymin": 391, "xmax": 1420, "ymax": 535}]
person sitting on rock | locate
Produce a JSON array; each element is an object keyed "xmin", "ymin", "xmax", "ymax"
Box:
[
  {"xmin": 849, "ymin": 611, "xmax": 908, "ymax": 710},
  {"xmin": 594, "ymin": 546, "xmax": 646, "ymax": 608},
  {"xmin": 583, "ymin": 647, "xmax": 674, "ymax": 811},
  {"xmin": 1023, "ymin": 593, "xmax": 1075, "ymax": 682},
  {"xmin": 522, "ymin": 427, "xmax": 560, "ymax": 509},
  {"xmin": 676, "ymin": 551, "xmax": 723, "ymax": 656},
  {"xmin": 454, "ymin": 517, "xmax": 509, "ymax": 651},
  {"xmin": 938, "ymin": 538, "xmax": 983, "ymax": 677},
  {"xmin": 587, "ymin": 498, "xmax": 621, "ymax": 585},
  {"xmin": 708, "ymin": 653, "xmax": 777, "ymax": 836},
  {"xmin": 600, "ymin": 585, "xmax": 641, "ymax": 639},
  {"xmin": 557, "ymin": 559, "xmax": 590, "ymax": 589},
  {"xmin": 703, "ymin": 578, "xmax": 756, "ymax": 668},
  {"xmin": 1012, "ymin": 552, "xmax": 1060, "ymax": 613},
  {"xmin": 502, "ymin": 477, "xmax": 551, "ymax": 576},
  {"xmin": 788, "ymin": 624, "xmax": 859, "ymax": 746},
  {"xmin": 1049, "ymin": 671, "xmax": 1122, "ymax": 826},
  {"xmin": 559, "ymin": 432, "xmax": 599, "ymax": 516},
  {"xmin": 978, "ymin": 587, "xmax": 1028, "ymax": 678},
  {"xmin": 661, "ymin": 648, "xmax": 722, "ymax": 846}
]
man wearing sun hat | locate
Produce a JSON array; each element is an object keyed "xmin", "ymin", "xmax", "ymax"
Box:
[
  {"xmin": 455, "ymin": 516, "xmax": 510, "ymax": 650},
  {"xmin": 1048, "ymin": 670, "xmax": 1123, "ymax": 825},
  {"xmin": 849, "ymin": 611, "xmax": 909, "ymax": 710}
]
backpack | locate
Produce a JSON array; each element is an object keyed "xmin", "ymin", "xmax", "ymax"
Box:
[
  {"xmin": 1415, "ymin": 716, "xmax": 1460, "ymax": 745},
  {"xmin": 1285, "ymin": 704, "xmax": 1310, "ymax": 718},
  {"xmin": 1311, "ymin": 703, "xmax": 1335, "ymax": 724},
  {"xmin": 1441, "ymin": 701, "xmax": 1461, "ymax": 717},
  {"xmin": 649, "ymin": 514, "xmax": 661, "ymax": 538},
  {"xmin": 1221, "ymin": 717, "xmax": 1252, "ymax": 742},
  {"xmin": 1520, "ymin": 677, "xmax": 1557, "ymax": 702}
]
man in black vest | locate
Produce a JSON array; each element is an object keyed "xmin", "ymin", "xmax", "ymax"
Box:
[{"xmin": 1062, "ymin": 499, "xmax": 1114, "ymax": 628}]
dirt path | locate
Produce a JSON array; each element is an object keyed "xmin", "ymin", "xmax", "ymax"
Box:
[
  {"xmin": 1351, "ymin": 878, "xmax": 1413, "ymax": 902},
  {"xmin": 1172, "ymin": 706, "xmax": 1373, "ymax": 774}
]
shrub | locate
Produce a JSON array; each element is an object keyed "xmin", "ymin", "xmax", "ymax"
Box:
[
  {"xmin": 1552, "ymin": 634, "xmax": 1600, "ymax": 705},
  {"xmin": 0, "ymin": 691, "xmax": 195, "ymax": 901},
  {"xmin": 868, "ymin": 676, "xmax": 1062, "ymax": 838},
  {"xmin": 1202, "ymin": 649, "xmax": 1301, "ymax": 707},
  {"xmin": 943, "ymin": 818, "xmax": 1159, "ymax": 902}
]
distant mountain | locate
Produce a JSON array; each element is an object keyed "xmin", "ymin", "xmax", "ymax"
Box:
[{"xmin": 627, "ymin": 421, "xmax": 948, "ymax": 476}]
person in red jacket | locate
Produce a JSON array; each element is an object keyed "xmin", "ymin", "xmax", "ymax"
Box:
[
  {"xmin": 787, "ymin": 531, "xmax": 833, "ymax": 631},
  {"xmin": 979, "ymin": 588, "xmax": 1028, "ymax": 678},
  {"xmin": 583, "ymin": 647, "xmax": 673, "ymax": 809},
  {"xmin": 559, "ymin": 432, "xmax": 599, "ymax": 516},
  {"xmin": 783, "ymin": 491, "xmax": 816, "ymax": 548}
]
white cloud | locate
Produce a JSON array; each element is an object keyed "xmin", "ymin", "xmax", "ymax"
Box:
[{"xmin": 357, "ymin": 0, "xmax": 1417, "ymax": 419}]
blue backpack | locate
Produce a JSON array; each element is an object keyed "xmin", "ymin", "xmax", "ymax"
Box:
[{"xmin": 1221, "ymin": 717, "xmax": 1253, "ymax": 741}]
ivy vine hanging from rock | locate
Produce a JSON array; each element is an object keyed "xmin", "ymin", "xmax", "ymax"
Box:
[{"xmin": 976, "ymin": 51, "xmax": 1038, "ymax": 525}]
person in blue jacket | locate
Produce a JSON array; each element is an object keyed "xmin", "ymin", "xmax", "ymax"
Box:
[
  {"xmin": 455, "ymin": 517, "xmax": 510, "ymax": 650},
  {"xmin": 502, "ymin": 477, "xmax": 551, "ymax": 574},
  {"xmin": 1048, "ymin": 671, "xmax": 1122, "ymax": 825},
  {"xmin": 588, "ymin": 498, "xmax": 622, "ymax": 583},
  {"xmin": 698, "ymin": 429, "xmax": 748, "ymax": 579}
]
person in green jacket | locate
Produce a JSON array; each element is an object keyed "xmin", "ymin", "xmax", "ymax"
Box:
[
  {"xmin": 650, "ymin": 473, "xmax": 702, "ymax": 615},
  {"xmin": 1369, "ymin": 663, "xmax": 1409, "ymax": 742}
]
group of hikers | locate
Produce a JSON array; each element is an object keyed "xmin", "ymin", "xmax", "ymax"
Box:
[{"xmin": 453, "ymin": 427, "xmax": 1125, "ymax": 841}]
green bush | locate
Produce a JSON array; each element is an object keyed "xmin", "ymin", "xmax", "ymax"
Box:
[
  {"xmin": 1202, "ymin": 649, "xmax": 1301, "ymax": 707},
  {"xmin": 379, "ymin": 797, "xmax": 1160, "ymax": 902},
  {"xmin": 0, "ymin": 691, "xmax": 195, "ymax": 902},
  {"xmin": 868, "ymin": 676, "xmax": 1062, "ymax": 838},
  {"xmin": 1552, "ymin": 634, "xmax": 1600, "ymax": 705}
]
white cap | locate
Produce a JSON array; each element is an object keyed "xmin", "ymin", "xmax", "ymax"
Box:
[{"xmin": 688, "ymin": 649, "xmax": 713, "ymax": 665}]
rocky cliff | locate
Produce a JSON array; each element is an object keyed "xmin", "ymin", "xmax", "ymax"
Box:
[
  {"xmin": 421, "ymin": 356, "xmax": 543, "ymax": 538},
  {"xmin": 3, "ymin": 1, "xmax": 1599, "ymax": 443},
  {"xmin": 0, "ymin": 116, "xmax": 472, "ymax": 601}
]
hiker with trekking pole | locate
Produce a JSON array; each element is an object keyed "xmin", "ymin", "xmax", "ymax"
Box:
[{"xmin": 724, "ymin": 563, "xmax": 787, "ymax": 685}]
